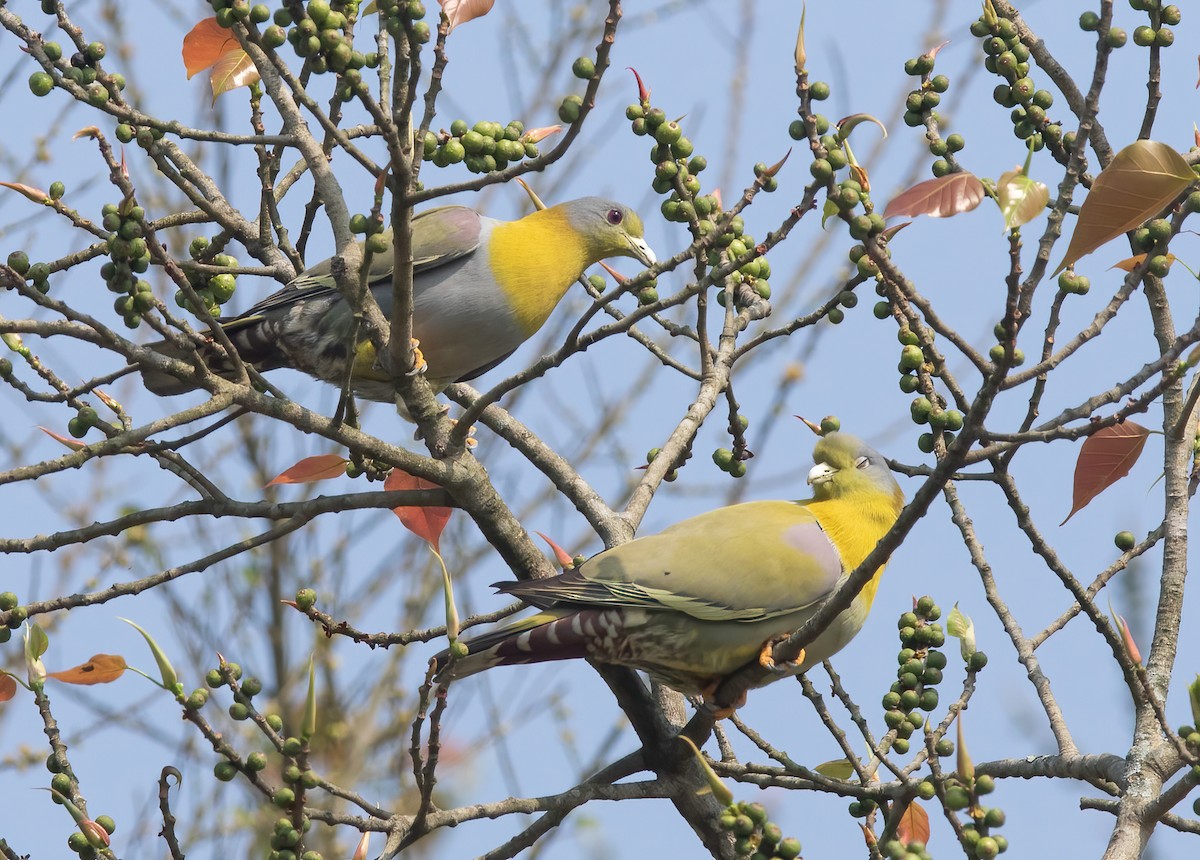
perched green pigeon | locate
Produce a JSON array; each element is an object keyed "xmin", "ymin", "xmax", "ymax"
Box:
[
  {"xmin": 434, "ymin": 433, "xmax": 905, "ymax": 699},
  {"xmin": 140, "ymin": 197, "xmax": 655, "ymax": 403}
]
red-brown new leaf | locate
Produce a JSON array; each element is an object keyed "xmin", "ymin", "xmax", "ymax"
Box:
[
  {"xmin": 0, "ymin": 674, "xmax": 16, "ymax": 702},
  {"xmin": 386, "ymin": 469, "xmax": 452, "ymax": 551},
  {"xmin": 896, "ymin": 801, "xmax": 931, "ymax": 845},
  {"xmin": 883, "ymin": 172, "xmax": 985, "ymax": 220},
  {"xmin": 1062, "ymin": 422, "xmax": 1151, "ymax": 524},
  {"xmin": 266, "ymin": 454, "xmax": 350, "ymax": 486}
]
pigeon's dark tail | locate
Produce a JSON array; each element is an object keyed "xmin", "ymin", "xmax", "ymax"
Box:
[{"xmin": 138, "ymin": 318, "xmax": 269, "ymax": 396}]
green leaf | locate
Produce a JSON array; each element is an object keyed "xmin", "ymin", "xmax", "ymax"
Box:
[
  {"xmin": 26, "ymin": 622, "xmax": 48, "ymax": 660},
  {"xmin": 946, "ymin": 604, "xmax": 976, "ymax": 661},
  {"xmin": 996, "ymin": 167, "xmax": 1049, "ymax": 231},
  {"xmin": 814, "ymin": 758, "xmax": 857, "ymax": 780},
  {"xmin": 24, "ymin": 623, "xmax": 47, "ymax": 689}
]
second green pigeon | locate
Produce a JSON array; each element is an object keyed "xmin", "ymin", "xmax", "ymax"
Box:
[{"xmin": 434, "ymin": 432, "xmax": 905, "ymax": 699}]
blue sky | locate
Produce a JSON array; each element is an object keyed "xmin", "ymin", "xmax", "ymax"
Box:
[{"xmin": 2, "ymin": 1, "xmax": 1199, "ymax": 858}]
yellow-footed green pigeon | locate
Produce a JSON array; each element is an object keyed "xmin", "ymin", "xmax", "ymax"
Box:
[
  {"xmin": 434, "ymin": 432, "xmax": 905, "ymax": 698},
  {"xmin": 140, "ymin": 197, "xmax": 654, "ymax": 402}
]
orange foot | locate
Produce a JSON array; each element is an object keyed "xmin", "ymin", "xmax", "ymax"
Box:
[
  {"xmin": 408, "ymin": 337, "xmax": 427, "ymax": 376},
  {"xmin": 759, "ymin": 636, "xmax": 806, "ymax": 675},
  {"xmin": 450, "ymin": 417, "xmax": 478, "ymax": 449},
  {"xmin": 698, "ymin": 678, "xmax": 748, "ymax": 719}
]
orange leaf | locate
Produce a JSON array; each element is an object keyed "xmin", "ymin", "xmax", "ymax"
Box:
[
  {"xmin": 1062, "ymin": 421, "xmax": 1151, "ymax": 524},
  {"xmin": 536, "ymin": 531, "xmax": 576, "ymax": 569},
  {"xmin": 47, "ymin": 654, "xmax": 127, "ymax": 685},
  {"xmin": 896, "ymin": 801, "xmax": 931, "ymax": 845},
  {"xmin": 1110, "ymin": 252, "xmax": 1176, "ymax": 272},
  {"xmin": 265, "ymin": 455, "xmax": 350, "ymax": 486},
  {"xmin": 1054, "ymin": 140, "xmax": 1194, "ymax": 275},
  {"xmin": 38, "ymin": 426, "xmax": 87, "ymax": 451},
  {"xmin": 385, "ymin": 469, "xmax": 452, "ymax": 551},
  {"xmin": 182, "ymin": 18, "xmax": 238, "ymax": 79},
  {"xmin": 883, "ymin": 172, "xmax": 986, "ymax": 220},
  {"xmin": 0, "ymin": 674, "xmax": 16, "ymax": 702},
  {"xmin": 439, "ymin": 0, "xmax": 495, "ymax": 30}
]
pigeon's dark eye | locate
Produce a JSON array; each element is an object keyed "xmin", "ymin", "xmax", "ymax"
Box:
[{"xmin": 606, "ymin": 208, "xmax": 624, "ymax": 226}]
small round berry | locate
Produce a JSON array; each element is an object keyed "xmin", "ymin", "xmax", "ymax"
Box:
[
  {"xmin": 571, "ymin": 57, "xmax": 594, "ymax": 79},
  {"xmin": 29, "ymin": 71, "xmax": 55, "ymax": 97}
]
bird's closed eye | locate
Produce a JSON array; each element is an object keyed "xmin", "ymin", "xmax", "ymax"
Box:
[{"xmin": 855, "ymin": 456, "xmax": 869, "ymax": 470}]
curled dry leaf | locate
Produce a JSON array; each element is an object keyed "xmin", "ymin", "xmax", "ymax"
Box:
[
  {"xmin": 836, "ymin": 113, "xmax": 888, "ymax": 143},
  {"xmin": 1054, "ymin": 140, "xmax": 1194, "ymax": 275},
  {"xmin": 883, "ymin": 172, "xmax": 986, "ymax": 220},
  {"xmin": 265, "ymin": 454, "xmax": 351, "ymax": 486},
  {"xmin": 1110, "ymin": 252, "xmax": 1176, "ymax": 272},
  {"xmin": 48, "ymin": 654, "xmax": 127, "ymax": 685},
  {"xmin": 1061, "ymin": 421, "xmax": 1150, "ymax": 524}
]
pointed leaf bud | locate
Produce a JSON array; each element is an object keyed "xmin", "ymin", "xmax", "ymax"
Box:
[
  {"xmin": 678, "ymin": 736, "xmax": 734, "ymax": 807},
  {"xmin": 794, "ymin": 3, "xmax": 807, "ymax": 73},
  {"xmin": 24, "ymin": 623, "xmax": 47, "ymax": 690},
  {"xmin": 627, "ymin": 67, "xmax": 651, "ymax": 104},
  {"xmin": 956, "ymin": 716, "xmax": 974, "ymax": 788},
  {"xmin": 302, "ymin": 654, "xmax": 317, "ymax": 742},
  {"xmin": 120, "ymin": 618, "xmax": 181, "ymax": 695}
]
